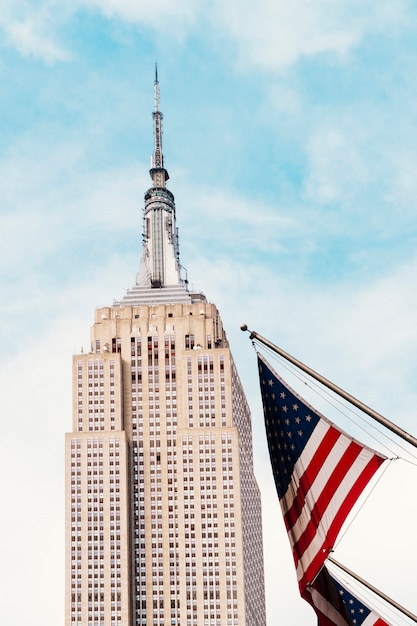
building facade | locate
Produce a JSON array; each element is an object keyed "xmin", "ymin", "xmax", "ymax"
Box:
[{"xmin": 65, "ymin": 70, "xmax": 266, "ymax": 626}]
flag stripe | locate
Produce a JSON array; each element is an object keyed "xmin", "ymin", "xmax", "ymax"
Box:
[
  {"xmin": 285, "ymin": 433, "xmax": 358, "ymax": 543},
  {"xmin": 281, "ymin": 418, "xmax": 332, "ymax": 515},
  {"xmin": 292, "ymin": 441, "xmax": 365, "ymax": 561},
  {"xmin": 257, "ymin": 353, "xmax": 386, "ymax": 593},
  {"xmin": 283, "ymin": 425, "xmax": 342, "ymax": 529},
  {"xmin": 296, "ymin": 454, "xmax": 384, "ymax": 588}
]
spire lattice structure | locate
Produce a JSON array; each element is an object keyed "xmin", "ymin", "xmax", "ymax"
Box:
[{"xmin": 151, "ymin": 63, "xmax": 168, "ymax": 183}]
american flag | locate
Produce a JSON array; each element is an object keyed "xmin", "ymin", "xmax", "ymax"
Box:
[
  {"xmin": 305, "ymin": 565, "xmax": 390, "ymax": 626},
  {"xmin": 258, "ymin": 353, "xmax": 386, "ymax": 593}
]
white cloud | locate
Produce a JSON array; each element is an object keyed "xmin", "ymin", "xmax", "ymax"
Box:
[
  {"xmin": 78, "ymin": 0, "xmax": 201, "ymax": 30},
  {"xmin": 214, "ymin": 0, "xmax": 355, "ymax": 68},
  {"xmin": 295, "ymin": 99, "xmax": 417, "ymax": 237},
  {"xmin": 0, "ymin": 134, "xmax": 146, "ymax": 272},
  {"xmin": 0, "ymin": 0, "xmax": 198, "ymax": 62},
  {"xmin": 0, "ymin": 308, "xmax": 89, "ymax": 625},
  {"xmin": 305, "ymin": 125, "xmax": 369, "ymax": 203},
  {"xmin": 2, "ymin": 16, "xmax": 70, "ymax": 62},
  {"xmin": 0, "ymin": 0, "xmax": 71, "ymax": 62},
  {"xmin": 210, "ymin": 0, "xmax": 412, "ymax": 69},
  {"xmin": 0, "ymin": 0, "xmax": 412, "ymax": 70},
  {"xmin": 0, "ymin": 0, "xmax": 209, "ymax": 63},
  {"xmin": 177, "ymin": 183, "xmax": 299, "ymax": 260}
]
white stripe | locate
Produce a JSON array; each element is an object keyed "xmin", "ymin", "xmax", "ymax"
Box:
[
  {"xmin": 283, "ymin": 432, "xmax": 353, "ymax": 544},
  {"xmin": 362, "ymin": 613, "xmax": 381, "ymax": 625},
  {"xmin": 295, "ymin": 447, "xmax": 377, "ymax": 583},
  {"xmin": 281, "ymin": 419, "xmax": 331, "ymax": 514}
]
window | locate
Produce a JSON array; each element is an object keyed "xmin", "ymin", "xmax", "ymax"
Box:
[{"xmin": 185, "ymin": 334, "xmax": 195, "ymax": 350}]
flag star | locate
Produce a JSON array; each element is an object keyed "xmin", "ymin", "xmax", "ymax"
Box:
[
  {"xmin": 284, "ymin": 419, "xmax": 290, "ymax": 426},
  {"xmin": 305, "ymin": 414, "xmax": 312, "ymax": 422},
  {"xmin": 282, "ymin": 405, "xmax": 288, "ymax": 413},
  {"xmin": 293, "ymin": 403, "xmax": 299, "ymax": 411},
  {"xmin": 280, "ymin": 392, "xmax": 286, "ymax": 399},
  {"xmin": 271, "ymin": 393, "xmax": 275, "ymax": 400},
  {"xmin": 287, "ymin": 432, "xmax": 292, "ymax": 439},
  {"xmin": 291, "ymin": 444, "xmax": 295, "ymax": 450},
  {"xmin": 268, "ymin": 379, "xmax": 274, "ymax": 386},
  {"xmin": 349, "ymin": 600, "xmax": 354, "ymax": 605},
  {"xmin": 297, "ymin": 430, "xmax": 303, "ymax": 437},
  {"xmin": 359, "ymin": 609, "xmax": 364, "ymax": 614},
  {"xmin": 295, "ymin": 416, "xmax": 301, "ymax": 424}
]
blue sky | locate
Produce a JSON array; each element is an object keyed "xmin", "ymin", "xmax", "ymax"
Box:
[{"xmin": 2, "ymin": 1, "xmax": 417, "ymax": 624}]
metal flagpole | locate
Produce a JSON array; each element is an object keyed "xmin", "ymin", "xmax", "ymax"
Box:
[
  {"xmin": 240, "ymin": 325, "xmax": 417, "ymax": 449},
  {"xmin": 327, "ymin": 556, "xmax": 417, "ymax": 623}
]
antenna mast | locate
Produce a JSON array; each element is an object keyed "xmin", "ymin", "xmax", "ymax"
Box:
[{"xmin": 152, "ymin": 63, "xmax": 164, "ymax": 171}]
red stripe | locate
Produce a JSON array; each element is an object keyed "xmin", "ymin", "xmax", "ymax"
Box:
[
  {"xmin": 322, "ymin": 453, "xmax": 385, "ymax": 555},
  {"xmin": 293, "ymin": 440, "xmax": 363, "ymax": 568},
  {"xmin": 284, "ymin": 426, "xmax": 341, "ymax": 531},
  {"xmin": 297, "ymin": 454, "xmax": 385, "ymax": 592}
]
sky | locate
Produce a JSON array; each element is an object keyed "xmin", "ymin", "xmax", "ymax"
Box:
[{"xmin": 1, "ymin": 1, "xmax": 417, "ymax": 624}]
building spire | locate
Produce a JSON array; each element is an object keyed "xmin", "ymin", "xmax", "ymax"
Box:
[
  {"xmin": 120, "ymin": 66, "xmax": 205, "ymax": 304},
  {"xmin": 135, "ymin": 66, "xmax": 181, "ymax": 290},
  {"xmin": 151, "ymin": 62, "xmax": 169, "ymax": 185},
  {"xmin": 154, "ymin": 62, "xmax": 160, "ymax": 112}
]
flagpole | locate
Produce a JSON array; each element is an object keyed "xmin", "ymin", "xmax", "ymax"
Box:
[
  {"xmin": 240, "ymin": 325, "xmax": 417, "ymax": 449},
  {"xmin": 327, "ymin": 556, "xmax": 417, "ymax": 623}
]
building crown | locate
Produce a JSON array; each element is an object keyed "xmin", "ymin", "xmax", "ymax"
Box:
[{"xmin": 120, "ymin": 67, "xmax": 204, "ymax": 306}]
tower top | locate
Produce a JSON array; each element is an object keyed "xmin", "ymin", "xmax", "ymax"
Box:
[
  {"xmin": 154, "ymin": 63, "xmax": 160, "ymax": 112},
  {"xmin": 119, "ymin": 65, "xmax": 203, "ymax": 304},
  {"xmin": 150, "ymin": 62, "xmax": 169, "ymax": 183}
]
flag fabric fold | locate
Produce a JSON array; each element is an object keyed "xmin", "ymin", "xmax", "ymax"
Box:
[
  {"xmin": 258, "ymin": 353, "xmax": 386, "ymax": 594},
  {"xmin": 304, "ymin": 565, "xmax": 390, "ymax": 626}
]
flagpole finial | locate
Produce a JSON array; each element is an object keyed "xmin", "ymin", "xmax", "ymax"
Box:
[{"xmin": 240, "ymin": 324, "xmax": 256, "ymax": 341}]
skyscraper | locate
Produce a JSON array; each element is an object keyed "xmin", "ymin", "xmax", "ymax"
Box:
[{"xmin": 65, "ymin": 69, "xmax": 266, "ymax": 626}]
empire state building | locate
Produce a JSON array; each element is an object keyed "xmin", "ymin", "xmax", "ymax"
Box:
[{"xmin": 65, "ymin": 69, "xmax": 266, "ymax": 626}]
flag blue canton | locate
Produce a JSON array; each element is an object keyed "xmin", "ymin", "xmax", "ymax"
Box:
[
  {"xmin": 258, "ymin": 357, "xmax": 320, "ymax": 498},
  {"xmin": 330, "ymin": 575, "xmax": 372, "ymax": 624}
]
